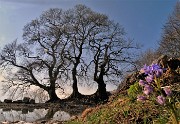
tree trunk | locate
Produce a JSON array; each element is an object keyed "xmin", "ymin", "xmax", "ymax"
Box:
[
  {"xmin": 95, "ymin": 77, "xmax": 108, "ymax": 101},
  {"xmin": 95, "ymin": 66, "xmax": 108, "ymax": 102},
  {"xmin": 47, "ymin": 89, "xmax": 60, "ymax": 102},
  {"xmin": 46, "ymin": 81, "xmax": 60, "ymax": 102},
  {"xmin": 70, "ymin": 67, "xmax": 81, "ymax": 98}
]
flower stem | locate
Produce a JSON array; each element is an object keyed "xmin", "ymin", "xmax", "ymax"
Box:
[{"xmin": 169, "ymin": 103, "xmax": 178, "ymax": 124}]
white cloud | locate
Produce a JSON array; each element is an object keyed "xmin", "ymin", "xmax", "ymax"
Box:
[
  {"xmin": 0, "ymin": 36, "xmax": 7, "ymax": 47},
  {"xmin": 0, "ymin": 35, "xmax": 13, "ymax": 48},
  {"xmin": 0, "ymin": 36, "xmax": 5, "ymax": 42}
]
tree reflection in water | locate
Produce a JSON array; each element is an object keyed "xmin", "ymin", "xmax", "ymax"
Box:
[{"xmin": 0, "ymin": 108, "xmax": 70, "ymax": 122}]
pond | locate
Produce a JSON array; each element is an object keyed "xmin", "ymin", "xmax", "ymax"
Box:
[{"xmin": 0, "ymin": 108, "xmax": 71, "ymax": 122}]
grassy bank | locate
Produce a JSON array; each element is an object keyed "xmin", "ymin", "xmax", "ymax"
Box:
[
  {"xmin": 66, "ymin": 66, "xmax": 180, "ymax": 124},
  {"xmin": 66, "ymin": 92, "xmax": 179, "ymax": 124}
]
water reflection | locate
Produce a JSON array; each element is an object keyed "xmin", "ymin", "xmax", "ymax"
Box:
[{"xmin": 0, "ymin": 108, "xmax": 71, "ymax": 122}]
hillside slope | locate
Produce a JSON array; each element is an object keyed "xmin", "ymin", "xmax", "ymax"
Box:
[{"xmin": 66, "ymin": 56, "xmax": 180, "ymax": 124}]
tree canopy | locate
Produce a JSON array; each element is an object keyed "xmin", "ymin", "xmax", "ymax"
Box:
[
  {"xmin": 0, "ymin": 5, "xmax": 138, "ymax": 102},
  {"xmin": 158, "ymin": 1, "xmax": 180, "ymax": 58}
]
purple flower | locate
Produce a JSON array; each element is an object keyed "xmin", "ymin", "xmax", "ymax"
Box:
[
  {"xmin": 164, "ymin": 86, "xmax": 172, "ymax": 96},
  {"xmin": 151, "ymin": 64, "xmax": 161, "ymax": 71},
  {"xmin": 145, "ymin": 74, "xmax": 154, "ymax": 83},
  {"xmin": 155, "ymin": 69, "xmax": 163, "ymax": 78},
  {"xmin": 140, "ymin": 64, "xmax": 164, "ymax": 77},
  {"xmin": 137, "ymin": 95, "xmax": 147, "ymax": 101},
  {"xmin": 143, "ymin": 85, "xmax": 153, "ymax": 95},
  {"xmin": 140, "ymin": 65, "xmax": 151, "ymax": 74},
  {"xmin": 139, "ymin": 80, "xmax": 147, "ymax": 86},
  {"xmin": 150, "ymin": 64, "xmax": 164, "ymax": 77},
  {"xmin": 156, "ymin": 95, "xmax": 166, "ymax": 105},
  {"xmin": 140, "ymin": 65, "xmax": 147, "ymax": 73}
]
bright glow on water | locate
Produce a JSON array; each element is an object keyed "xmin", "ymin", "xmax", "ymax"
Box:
[{"xmin": 0, "ymin": 108, "xmax": 71, "ymax": 122}]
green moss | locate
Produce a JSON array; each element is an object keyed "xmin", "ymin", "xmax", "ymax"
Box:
[
  {"xmin": 65, "ymin": 121, "xmax": 83, "ymax": 124},
  {"xmin": 127, "ymin": 81, "xmax": 142, "ymax": 101}
]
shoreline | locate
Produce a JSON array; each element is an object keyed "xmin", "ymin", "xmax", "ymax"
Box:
[{"xmin": 0, "ymin": 102, "xmax": 94, "ymax": 123}]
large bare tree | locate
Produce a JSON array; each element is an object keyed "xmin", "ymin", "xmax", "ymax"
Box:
[
  {"xmin": 158, "ymin": 2, "xmax": 180, "ymax": 58},
  {"xmin": 64, "ymin": 5, "xmax": 115, "ymax": 98},
  {"xmin": 0, "ymin": 8, "xmax": 70, "ymax": 102},
  {"xmin": 0, "ymin": 5, "xmax": 138, "ymax": 102},
  {"xmin": 88, "ymin": 22, "xmax": 138, "ymax": 101}
]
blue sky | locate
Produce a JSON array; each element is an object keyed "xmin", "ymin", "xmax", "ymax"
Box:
[
  {"xmin": 0, "ymin": 0, "xmax": 178, "ymax": 98},
  {"xmin": 0, "ymin": 0, "xmax": 178, "ymax": 50}
]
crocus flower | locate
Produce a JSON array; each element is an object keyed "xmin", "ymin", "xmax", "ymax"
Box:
[
  {"xmin": 151, "ymin": 64, "xmax": 161, "ymax": 71},
  {"xmin": 145, "ymin": 74, "xmax": 154, "ymax": 83},
  {"xmin": 140, "ymin": 65, "xmax": 151, "ymax": 74},
  {"xmin": 164, "ymin": 86, "xmax": 172, "ymax": 96},
  {"xmin": 156, "ymin": 95, "xmax": 166, "ymax": 105},
  {"xmin": 139, "ymin": 80, "xmax": 147, "ymax": 86},
  {"xmin": 140, "ymin": 65, "xmax": 147, "ymax": 73},
  {"xmin": 143, "ymin": 85, "xmax": 153, "ymax": 95},
  {"xmin": 137, "ymin": 95, "xmax": 147, "ymax": 101},
  {"xmin": 155, "ymin": 69, "xmax": 163, "ymax": 78}
]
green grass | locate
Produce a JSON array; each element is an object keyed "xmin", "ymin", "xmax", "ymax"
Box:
[
  {"xmin": 66, "ymin": 67, "xmax": 180, "ymax": 124},
  {"xmin": 66, "ymin": 92, "xmax": 180, "ymax": 124},
  {"xmin": 67, "ymin": 70, "xmax": 180, "ymax": 123}
]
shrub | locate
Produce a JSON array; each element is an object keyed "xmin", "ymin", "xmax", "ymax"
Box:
[{"xmin": 127, "ymin": 82, "xmax": 142, "ymax": 101}]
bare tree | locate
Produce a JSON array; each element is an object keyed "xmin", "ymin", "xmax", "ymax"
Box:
[
  {"xmin": 89, "ymin": 22, "xmax": 138, "ymax": 101},
  {"xmin": 0, "ymin": 8, "xmax": 70, "ymax": 102},
  {"xmin": 63, "ymin": 5, "xmax": 115, "ymax": 98},
  {"xmin": 62, "ymin": 5, "xmax": 94, "ymax": 98},
  {"xmin": 158, "ymin": 1, "xmax": 180, "ymax": 58},
  {"xmin": 0, "ymin": 5, "xmax": 138, "ymax": 102}
]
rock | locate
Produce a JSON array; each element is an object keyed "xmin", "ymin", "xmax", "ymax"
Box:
[
  {"xmin": 152, "ymin": 55, "xmax": 169, "ymax": 68},
  {"xmin": 13, "ymin": 100, "xmax": 23, "ymax": 103},
  {"xmin": 4, "ymin": 99, "xmax": 12, "ymax": 103},
  {"xmin": 117, "ymin": 55, "xmax": 180, "ymax": 93},
  {"xmin": 117, "ymin": 72, "xmax": 139, "ymax": 92},
  {"xmin": 167, "ymin": 57, "xmax": 180, "ymax": 70},
  {"xmin": 152, "ymin": 55, "xmax": 180, "ymax": 71},
  {"xmin": 29, "ymin": 99, "xmax": 35, "ymax": 104},
  {"xmin": 23, "ymin": 97, "xmax": 30, "ymax": 104}
]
